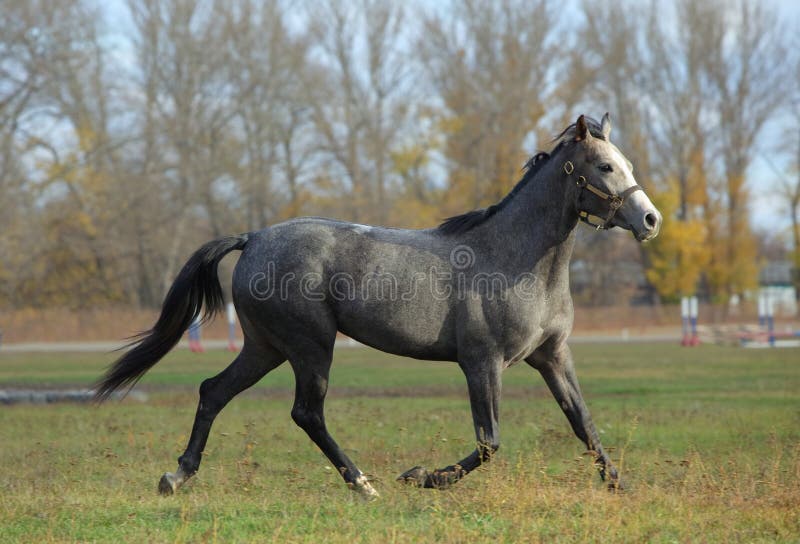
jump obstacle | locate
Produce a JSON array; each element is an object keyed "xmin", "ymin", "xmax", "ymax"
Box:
[
  {"xmin": 680, "ymin": 296, "xmax": 700, "ymax": 346},
  {"xmin": 695, "ymin": 291, "xmax": 800, "ymax": 348},
  {"xmin": 739, "ymin": 292, "xmax": 800, "ymax": 348}
]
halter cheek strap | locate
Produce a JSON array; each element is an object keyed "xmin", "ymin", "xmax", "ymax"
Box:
[{"xmin": 562, "ymin": 160, "xmax": 642, "ymax": 230}]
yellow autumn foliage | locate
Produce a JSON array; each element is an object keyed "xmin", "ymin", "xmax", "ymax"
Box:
[{"xmin": 644, "ymin": 181, "xmax": 710, "ymax": 300}]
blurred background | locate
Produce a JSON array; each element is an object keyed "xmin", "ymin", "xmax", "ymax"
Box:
[{"xmin": 1, "ymin": 0, "xmax": 798, "ymax": 343}]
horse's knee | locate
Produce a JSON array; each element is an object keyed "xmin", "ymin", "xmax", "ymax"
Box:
[
  {"xmin": 198, "ymin": 378, "xmax": 221, "ymax": 410},
  {"xmin": 199, "ymin": 376, "xmax": 219, "ymax": 398},
  {"xmin": 291, "ymin": 405, "xmax": 323, "ymax": 431},
  {"xmin": 291, "ymin": 372, "xmax": 328, "ymax": 431}
]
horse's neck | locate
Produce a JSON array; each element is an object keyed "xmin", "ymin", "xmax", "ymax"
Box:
[{"xmin": 488, "ymin": 159, "xmax": 579, "ymax": 270}]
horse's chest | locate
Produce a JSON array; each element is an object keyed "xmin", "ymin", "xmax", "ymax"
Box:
[{"xmin": 493, "ymin": 299, "xmax": 570, "ymax": 363}]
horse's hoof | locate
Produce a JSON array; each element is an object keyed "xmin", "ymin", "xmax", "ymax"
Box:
[
  {"xmin": 397, "ymin": 467, "xmax": 459, "ymax": 489},
  {"xmin": 158, "ymin": 472, "xmax": 178, "ymax": 496},
  {"xmin": 397, "ymin": 466, "xmax": 429, "ymax": 487},
  {"xmin": 350, "ymin": 474, "xmax": 380, "ymax": 500}
]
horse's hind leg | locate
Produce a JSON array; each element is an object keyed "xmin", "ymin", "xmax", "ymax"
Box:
[
  {"xmin": 158, "ymin": 342, "xmax": 285, "ymax": 495},
  {"xmin": 289, "ymin": 347, "xmax": 378, "ymax": 499}
]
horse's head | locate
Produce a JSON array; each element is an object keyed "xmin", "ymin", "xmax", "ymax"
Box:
[{"xmin": 560, "ymin": 114, "xmax": 661, "ymax": 242}]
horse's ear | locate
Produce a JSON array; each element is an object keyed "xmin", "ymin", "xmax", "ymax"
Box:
[
  {"xmin": 575, "ymin": 115, "xmax": 590, "ymax": 141},
  {"xmin": 601, "ymin": 112, "xmax": 611, "ymax": 139}
]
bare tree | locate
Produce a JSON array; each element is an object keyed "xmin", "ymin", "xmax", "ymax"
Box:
[
  {"xmin": 776, "ymin": 86, "xmax": 800, "ymax": 298},
  {"xmin": 418, "ymin": 0, "xmax": 559, "ymax": 216},
  {"xmin": 127, "ymin": 0, "xmax": 241, "ymax": 295},
  {"xmin": 0, "ymin": 0, "xmax": 137, "ymax": 306},
  {"xmin": 0, "ymin": 6, "xmax": 40, "ymax": 304},
  {"xmin": 703, "ymin": 0, "xmax": 792, "ymax": 299},
  {"xmin": 223, "ymin": 0, "xmax": 314, "ymax": 228},
  {"xmin": 644, "ymin": 0, "xmax": 720, "ymax": 220},
  {"xmin": 306, "ymin": 0, "xmax": 411, "ymax": 223},
  {"xmin": 571, "ymin": 0, "xmax": 650, "ymax": 172},
  {"xmin": 0, "ymin": 3, "xmax": 42, "ymax": 303}
]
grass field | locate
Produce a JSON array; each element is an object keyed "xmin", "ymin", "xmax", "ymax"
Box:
[{"xmin": 1, "ymin": 343, "xmax": 798, "ymax": 543}]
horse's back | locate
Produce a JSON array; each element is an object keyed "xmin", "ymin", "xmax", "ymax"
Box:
[{"xmin": 235, "ymin": 217, "xmax": 446, "ymax": 277}]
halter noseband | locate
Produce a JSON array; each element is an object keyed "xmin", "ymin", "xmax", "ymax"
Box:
[{"xmin": 562, "ymin": 160, "xmax": 642, "ymax": 230}]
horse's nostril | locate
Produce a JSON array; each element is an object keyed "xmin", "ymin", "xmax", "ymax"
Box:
[{"xmin": 644, "ymin": 212, "xmax": 657, "ymax": 229}]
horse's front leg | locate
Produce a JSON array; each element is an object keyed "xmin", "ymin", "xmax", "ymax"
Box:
[
  {"xmin": 527, "ymin": 344, "xmax": 621, "ymax": 489},
  {"xmin": 398, "ymin": 357, "xmax": 502, "ymax": 489}
]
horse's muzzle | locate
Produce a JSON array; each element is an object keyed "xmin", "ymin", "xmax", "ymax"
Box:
[{"xmin": 634, "ymin": 209, "xmax": 662, "ymax": 241}]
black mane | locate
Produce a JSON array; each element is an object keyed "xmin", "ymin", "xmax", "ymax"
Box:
[
  {"xmin": 437, "ymin": 117, "xmax": 607, "ymax": 236},
  {"xmin": 437, "ymin": 152, "xmax": 551, "ymax": 235}
]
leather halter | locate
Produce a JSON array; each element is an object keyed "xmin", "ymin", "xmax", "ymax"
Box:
[{"xmin": 562, "ymin": 160, "xmax": 642, "ymax": 230}]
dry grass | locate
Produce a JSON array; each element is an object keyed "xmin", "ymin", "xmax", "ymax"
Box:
[
  {"xmin": 1, "ymin": 343, "xmax": 798, "ymax": 542},
  {"xmin": 1, "ymin": 398, "xmax": 797, "ymax": 543}
]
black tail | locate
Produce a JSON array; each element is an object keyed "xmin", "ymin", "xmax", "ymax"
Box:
[{"xmin": 94, "ymin": 234, "xmax": 249, "ymax": 401}]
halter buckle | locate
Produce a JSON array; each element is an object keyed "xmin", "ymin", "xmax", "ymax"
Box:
[
  {"xmin": 609, "ymin": 196, "xmax": 623, "ymax": 209},
  {"xmin": 563, "ymin": 161, "xmax": 574, "ymax": 175}
]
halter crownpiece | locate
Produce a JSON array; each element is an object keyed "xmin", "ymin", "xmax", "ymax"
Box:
[{"xmin": 562, "ymin": 160, "xmax": 642, "ymax": 230}]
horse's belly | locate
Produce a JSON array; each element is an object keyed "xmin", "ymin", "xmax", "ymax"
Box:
[{"xmin": 335, "ymin": 302, "xmax": 455, "ymax": 361}]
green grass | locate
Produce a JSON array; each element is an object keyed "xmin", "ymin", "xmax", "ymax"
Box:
[{"xmin": 1, "ymin": 343, "xmax": 799, "ymax": 543}]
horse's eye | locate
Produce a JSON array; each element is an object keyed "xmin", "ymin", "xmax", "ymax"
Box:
[{"xmin": 599, "ymin": 163, "xmax": 613, "ymax": 173}]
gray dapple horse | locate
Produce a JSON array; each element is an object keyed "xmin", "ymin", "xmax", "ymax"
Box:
[{"xmin": 96, "ymin": 114, "xmax": 661, "ymax": 498}]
